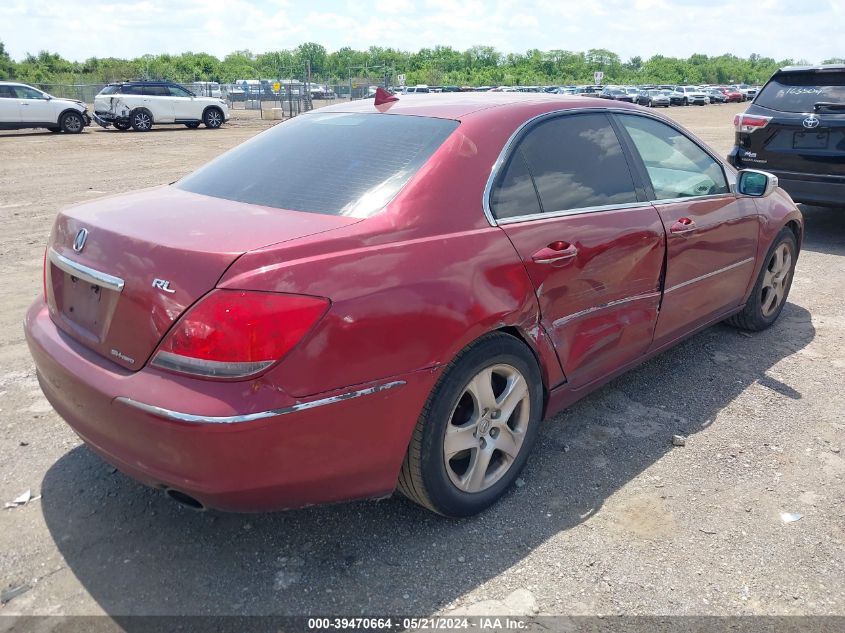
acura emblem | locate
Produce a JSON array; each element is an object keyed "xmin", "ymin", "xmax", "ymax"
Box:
[
  {"xmin": 73, "ymin": 228, "xmax": 88, "ymax": 252},
  {"xmin": 803, "ymin": 115, "xmax": 820, "ymax": 129}
]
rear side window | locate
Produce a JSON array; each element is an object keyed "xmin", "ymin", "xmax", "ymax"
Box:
[
  {"xmin": 756, "ymin": 71, "xmax": 845, "ymax": 113},
  {"xmin": 490, "ymin": 150, "xmax": 542, "ymax": 219},
  {"xmin": 143, "ymin": 85, "xmax": 170, "ymax": 96},
  {"xmin": 619, "ymin": 115, "xmax": 729, "ymax": 199},
  {"xmin": 122, "ymin": 85, "xmax": 143, "ymax": 95},
  {"xmin": 0, "ymin": 85, "xmax": 15, "ymax": 98},
  {"xmin": 177, "ymin": 112, "xmax": 458, "ymax": 217},
  {"xmin": 99, "ymin": 85, "xmax": 118, "ymax": 95},
  {"xmin": 502, "ymin": 113, "xmax": 639, "ymax": 214}
]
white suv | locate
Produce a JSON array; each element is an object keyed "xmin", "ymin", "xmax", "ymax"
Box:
[
  {"xmin": 93, "ymin": 81, "xmax": 230, "ymax": 132},
  {"xmin": 0, "ymin": 81, "xmax": 90, "ymax": 133},
  {"xmin": 670, "ymin": 85, "xmax": 709, "ymax": 106}
]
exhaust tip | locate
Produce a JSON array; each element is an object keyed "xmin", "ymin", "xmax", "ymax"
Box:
[{"xmin": 165, "ymin": 488, "xmax": 205, "ymax": 511}]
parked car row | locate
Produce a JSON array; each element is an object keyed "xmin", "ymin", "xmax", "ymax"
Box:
[
  {"xmin": 593, "ymin": 84, "xmax": 755, "ymax": 107},
  {"xmin": 0, "ymin": 80, "xmax": 230, "ymax": 133}
]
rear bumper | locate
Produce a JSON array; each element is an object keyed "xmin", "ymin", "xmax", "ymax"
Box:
[
  {"xmin": 25, "ymin": 298, "xmax": 434, "ymax": 512},
  {"xmin": 728, "ymin": 154, "xmax": 845, "ymax": 208}
]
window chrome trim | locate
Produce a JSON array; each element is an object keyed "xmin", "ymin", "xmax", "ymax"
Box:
[
  {"xmin": 665, "ymin": 258, "xmax": 755, "ymax": 294},
  {"xmin": 114, "ymin": 380, "xmax": 406, "ymax": 425},
  {"xmin": 496, "ymin": 201, "xmax": 653, "ymax": 225},
  {"xmin": 48, "ymin": 248, "xmax": 125, "ymax": 292},
  {"xmin": 482, "ymin": 106, "xmax": 739, "ymax": 227}
]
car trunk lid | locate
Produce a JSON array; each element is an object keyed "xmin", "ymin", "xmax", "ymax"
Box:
[{"xmin": 45, "ymin": 186, "xmax": 358, "ymax": 371}]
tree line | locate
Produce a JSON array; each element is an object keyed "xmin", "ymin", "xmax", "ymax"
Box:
[{"xmin": 1, "ymin": 40, "xmax": 840, "ymax": 87}]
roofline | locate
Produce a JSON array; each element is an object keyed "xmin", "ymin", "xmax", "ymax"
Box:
[{"xmin": 778, "ymin": 64, "xmax": 845, "ymax": 73}]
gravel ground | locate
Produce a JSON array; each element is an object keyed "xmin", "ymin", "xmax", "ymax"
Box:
[{"xmin": 0, "ymin": 101, "xmax": 842, "ymax": 620}]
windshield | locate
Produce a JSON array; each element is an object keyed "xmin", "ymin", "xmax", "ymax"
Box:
[
  {"xmin": 177, "ymin": 112, "xmax": 459, "ymax": 217},
  {"xmin": 755, "ymin": 72, "xmax": 845, "ymax": 113}
]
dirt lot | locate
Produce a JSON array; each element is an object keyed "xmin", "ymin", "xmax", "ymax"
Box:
[{"xmin": 0, "ymin": 101, "xmax": 843, "ymax": 621}]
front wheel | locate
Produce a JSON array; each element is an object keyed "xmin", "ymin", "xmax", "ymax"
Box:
[
  {"xmin": 203, "ymin": 107, "xmax": 223, "ymax": 129},
  {"xmin": 726, "ymin": 228, "xmax": 797, "ymax": 331},
  {"xmin": 683, "ymin": 97, "xmax": 689, "ymax": 106},
  {"xmin": 398, "ymin": 333, "xmax": 543, "ymax": 517},
  {"xmin": 60, "ymin": 112, "xmax": 84, "ymax": 134}
]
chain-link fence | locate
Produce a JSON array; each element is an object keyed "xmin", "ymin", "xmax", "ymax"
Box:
[{"xmin": 31, "ymin": 80, "xmax": 350, "ymax": 118}]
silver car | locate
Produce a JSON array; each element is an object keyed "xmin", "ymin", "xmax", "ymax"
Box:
[{"xmin": 637, "ymin": 89, "xmax": 671, "ymax": 107}]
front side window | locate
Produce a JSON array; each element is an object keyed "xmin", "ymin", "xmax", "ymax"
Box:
[
  {"xmin": 177, "ymin": 112, "xmax": 458, "ymax": 217},
  {"xmin": 14, "ymin": 86, "xmax": 44, "ymax": 99},
  {"xmin": 619, "ymin": 115, "xmax": 729, "ymax": 200},
  {"xmin": 168, "ymin": 85, "xmax": 193, "ymax": 97},
  {"xmin": 496, "ymin": 112, "xmax": 639, "ymax": 216}
]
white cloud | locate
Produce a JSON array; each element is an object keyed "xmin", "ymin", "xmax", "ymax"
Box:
[{"xmin": 0, "ymin": 0, "xmax": 840, "ymax": 63}]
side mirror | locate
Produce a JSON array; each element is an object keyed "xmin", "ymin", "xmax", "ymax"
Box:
[{"xmin": 737, "ymin": 169, "xmax": 778, "ymax": 197}]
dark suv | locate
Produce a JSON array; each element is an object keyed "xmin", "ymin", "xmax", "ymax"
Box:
[{"xmin": 728, "ymin": 65, "xmax": 845, "ymax": 207}]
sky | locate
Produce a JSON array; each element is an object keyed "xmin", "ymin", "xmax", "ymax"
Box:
[{"xmin": 1, "ymin": 0, "xmax": 843, "ymax": 63}]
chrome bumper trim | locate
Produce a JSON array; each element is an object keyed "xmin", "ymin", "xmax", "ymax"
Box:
[
  {"xmin": 115, "ymin": 380, "xmax": 406, "ymax": 425},
  {"xmin": 48, "ymin": 248, "xmax": 125, "ymax": 292}
]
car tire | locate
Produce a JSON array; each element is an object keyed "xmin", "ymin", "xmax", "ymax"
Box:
[
  {"xmin": 185, "ymin": 122, "xmax": 201, "ymax": 129},
  {"xmin": 60, "ymin": 112, "xmax": 84, "ymax": 134},
  {"xmin": 130, "ymin": 109, "xmax": 153, "ymax": 132},
  {"xmin": 113, "ymin": 120, "xmax": 131, "ymax": 131},
  {"xmin": 202, "ymin": 107, "xmax": 224, "ymax": 129},
  {"xmin": 47, "ymin": 127, "xmax": 61, "ymax": 133},
  {"xmin": 397, "ymin": 332, "xmax": 543, "ymax": 517},
  {"xmin": 726, "ymin": 227, "xmax": 797, "ymax": 332}
]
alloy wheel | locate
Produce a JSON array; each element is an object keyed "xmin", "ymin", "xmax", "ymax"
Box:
[
  {"xmin": 443, "ymin": 363, "xmax": 531, "ymax": 493},
  {"xmin": 134, "ymin": 112, "xmax": 151, "ymax": 130},
  {"xmin": 63, "ymin": 114, "xmax": 82, "ymax": 132},
  {"xmin": 206, "ymin": 110, "xmax": 222, "ymax": 127},
  {"xmin": 761, "ymin": 243, "xmax": 792, "ymax": 317}
]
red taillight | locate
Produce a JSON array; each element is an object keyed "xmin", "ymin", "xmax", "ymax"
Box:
[
  {"xmin": 151, "ymin": 290, "xmax": 329, "ymax": 379},
  {"xmin": 734, "ymin": 113, "xmax": 771, "ymax": 134}
]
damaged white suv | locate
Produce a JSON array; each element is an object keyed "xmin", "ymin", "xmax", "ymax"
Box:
[{"xmin": 93, "ymin": 81, "xmax": 230, "ymax": 132}]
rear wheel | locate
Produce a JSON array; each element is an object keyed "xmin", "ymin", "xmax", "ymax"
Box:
[
  {"xmin": 203, "ymin": 107, "xmax": 223, "ymax": 129},
  {"xmin": 683, "ymin": 97, "xmax": 689, "ymax": 106},
  {"xmin": 113, "ymin": 120, "xmax": 131, "ymax": 131},
  {"xmin": 60, "ymin": 112, "xmax": 84, "ymax": 134},
  {"xmin": 398, "ymin": 333, "xmax": 543, "ymax": 517},
  {"xmin": 185, "ymin": 122, "xmax": 201, "ymax": 129},
  {"xmin": 47, "ymin": 127, "xmax": 61, "ymax": 133},
  {"xmin": 130, "ymin": 109, "xmax": 153, "ymax": 132},
  {"xmin": 726, "ymin": 228, "xmax": 797, "ymax": 331}
]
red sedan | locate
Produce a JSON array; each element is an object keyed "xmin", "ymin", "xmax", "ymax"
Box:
[
  {"xmin": 26, "ymin": 93, "xmax": 802, "ymax": 517},
  {"xmin": 719, "ymin": 87, "xmax": 744, "ymax": 103}
]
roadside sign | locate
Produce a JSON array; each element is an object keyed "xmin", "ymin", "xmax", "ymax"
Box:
[
  {"xmin": 398, "ymin": 74, "xmax": 406, "ymax": 87},
  {"xmin": 594, "ymin": 71, "xmax": 604, "ymax": 85},
  {"xmin": 272, "ymin": 82, "xmax": 281, "ymax": 92}
]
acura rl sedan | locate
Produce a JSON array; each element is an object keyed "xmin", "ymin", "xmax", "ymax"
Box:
[{"xmin": 26, "ymin": 93, "xmax": 802, "ymax": 517}]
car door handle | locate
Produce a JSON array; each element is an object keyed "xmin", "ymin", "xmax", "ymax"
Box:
[
  {"xmin": 670, "ymin": 217, "xmax": 696, "ymax": 234},
  {"xmin": 532, "ymin": 241, "xmax": 578, "ymax": 264}
]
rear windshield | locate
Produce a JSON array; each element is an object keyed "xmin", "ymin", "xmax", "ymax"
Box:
[
  {"xmin": 756, "ymin": 72, "xmax": 845, "ymax": 112},
  {"xmin": 177, "ymin": 112, "xmax": 458, "ymax": 217}
]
